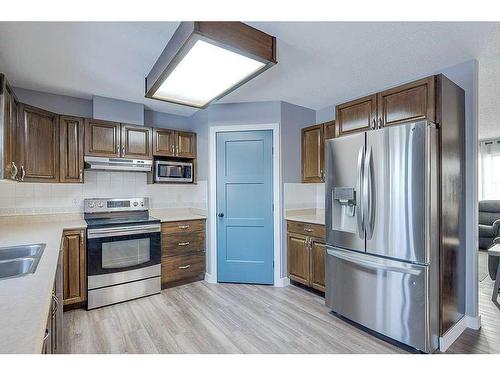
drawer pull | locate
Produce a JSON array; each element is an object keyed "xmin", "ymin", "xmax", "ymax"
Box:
[
  {"xmin": 178, "ymin": 241, "xmax": 190, "ymax": 246},
  {"xmin": 178, "ymin": 264, "xmax": 191, "ymax": 269},
  {"xmin": 304, "ymin": 228, "xmax": 314, "ymax": 232},
  {"xmin": 178, "ymin": 225, "xmax": 190, "ymax": 229}
]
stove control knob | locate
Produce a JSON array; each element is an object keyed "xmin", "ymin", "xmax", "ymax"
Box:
[
  {"xmin": 98, "ymin": 202, "xmax": 104, "ymax": 208},
  {"xmin": 133, "ymin": 202, "xmax": 138, "ymax": 207},
  {"xmin": 88, "ymin": 202, "xmax": 95, "ymax": 208},
  {"xmin": 140, "ymin": 201, "xmax": 144, "ymax": 207}
]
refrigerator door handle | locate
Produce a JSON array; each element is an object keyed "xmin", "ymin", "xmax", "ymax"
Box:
[
  {"xmin": 326, "ymin": 248, "xmax": 423, "ymax": 276},
  {"xmin": 356, "ymin": 145, "xmax": 365, "ymax": 239},
  {"xmin": 363, "ymin": 146, "xmax": 374, "ymax": 240}
]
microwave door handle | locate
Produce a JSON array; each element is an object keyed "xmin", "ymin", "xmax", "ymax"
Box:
[{"xmin": 356, "ymin": 145, "xmax": 365, "ymax": 239}]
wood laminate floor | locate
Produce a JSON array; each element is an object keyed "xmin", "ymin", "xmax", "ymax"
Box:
[{"xmin": 64, "ymin": 279, "xmax": 500, "ymax": 354}]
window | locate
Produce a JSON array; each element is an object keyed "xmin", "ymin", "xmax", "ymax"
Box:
[{"xmin": 479, "ymin": 139, "xmax": 500, "ymax": 200}]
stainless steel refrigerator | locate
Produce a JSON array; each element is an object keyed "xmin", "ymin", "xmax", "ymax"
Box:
[{"xmin": 325, "ymin": 120, "xmax": 440, "ymax": 353}]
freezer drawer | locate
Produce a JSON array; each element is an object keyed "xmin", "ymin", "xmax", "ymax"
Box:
[{"xmin": 325, "ymin": 247, "xmax": 438, "ymax": 352}]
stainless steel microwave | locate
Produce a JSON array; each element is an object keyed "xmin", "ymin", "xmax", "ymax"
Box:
[{"xmin": 154, "ymin": 160, "xmax": 193, "ymax": 183}]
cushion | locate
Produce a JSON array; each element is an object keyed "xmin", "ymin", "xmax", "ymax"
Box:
[{"xmin": 479, "ymin": 224, "xmax": 496, "ymax": 237}]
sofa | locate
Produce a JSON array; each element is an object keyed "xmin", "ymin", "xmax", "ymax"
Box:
[{"xmin": 479, "ymin": 200, "xmax": 500, "ymax": 250}]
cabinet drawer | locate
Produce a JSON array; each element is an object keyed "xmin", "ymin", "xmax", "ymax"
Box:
[
  {"xmin": 161, "ymin": 220, "xmax": 206, "ymax": 235},
  {"xmin": 287, "ymin": 221, "xmax": 325, "ymax": 239},
  {"xmin": 162, "ymin": 254, "xmax": 206, "ymax": 284},
  {"xmin": 162, "ymin": 231, "xmax": 206, "ymax": 256}
]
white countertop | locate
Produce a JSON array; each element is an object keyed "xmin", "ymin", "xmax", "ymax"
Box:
[
  {"xmin": 150, "ymin": 208, "xmax": 207, "ymax": 222},
  {"xmin": 285, "ymin": 209, "xmax": 325, "ymax": 225},
  {"xmin": 0, "ymin": 214, "xmax": 86, "ymax": 354}
]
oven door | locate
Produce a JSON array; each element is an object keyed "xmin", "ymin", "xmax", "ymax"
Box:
[
  {"xmin": 87, "ymin": 224, "xmax": 161, "ymax": 280},
  {"xmin": 155, "ymin": 161, "xmax": 193, "ymax": 182}
]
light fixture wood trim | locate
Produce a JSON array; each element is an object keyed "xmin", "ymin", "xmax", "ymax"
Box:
[{"xmin": 145, "ymin": 21, "xmax": 277, "ymax": 109}]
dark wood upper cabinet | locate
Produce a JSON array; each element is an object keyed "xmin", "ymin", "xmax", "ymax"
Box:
[
  {"xmin": 121, "ymin": 124, "xmax": 153, "ymax": 159},
  {"xmin": 60, "ymin": 116, "xmax": 84, "ymax": 183},
  {"xmin": 84, "ymin": 119, "xmax": 121, "ymax": 157},
  {"xmin": 1, "ymin": 75, "xmax": 19, "ymax": 180},
  {"xmin": 152, "ymin": 128, "xmax": 197, "ymax": 159},
  {"xmin": 324, "ymin": 120, "xmax": 336, "ymax": 140},
  {"xmin": 378, "ymin": 76, "xmax": 436, "ymax": 127},
  {"xmin": 18, "ymin": 104, "xmax": 60, "ymax": 182},
  {"xmin": 153, "ymin": 128, "xmax": 175, "ymax": 157},
  {"xmin": 176, "ymin": 131, "xmax": 196, "ymax": 158},
  {"xmin": 301, "ymin": 124, "xmax": 324, "ymax": 183},
  {"xmin": 287, "ymin": 233, "xmax": 310, "ymax": 285},
  {"xmin": 336, "ymin": 94, "xmax": 377, "ymax": 136},
  {"xmin": 310, "ymin": 241, "xmax": 326, "ymax": 292}
]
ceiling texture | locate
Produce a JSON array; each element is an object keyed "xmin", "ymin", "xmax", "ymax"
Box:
[{"xmin": 0, "ymin": 22, "xmax": 499, "ymax": 138}]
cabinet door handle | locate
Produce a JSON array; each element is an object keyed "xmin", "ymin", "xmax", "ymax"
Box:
[
  {"xmin": 51, "ymin": 293, "xmax": 59, "ymax": 317},
  {"xmin": 371, "ymin": 118, "xmax": 376, "ymax": 130},
  {"xmin": 116, "ymin": 145, "xmax": 120, "ymax": 155},
  {"xmin": 378, "ymin": 118, "xmax": 383, "ymax": 128},
  {"xmin": 19, "ymin": 165, "xmax": 25, "ymax": 181},
  {"xmin": 9, "ymin": 161, "xmax": 18, "ymax": 180},
  {"xmin": 122, "ymin": 146, "xmax": 125, "ymax": 155},
  {"xmin": 178, "ymin": 241, "xmax": 190, "ymax": 246},
  {"xmin": 178, "ymin": 264, "xmax": 191, "ymax": 269},
  {"xmin": 304, "ymin": 228, "xmax": 314, "ymax": 233},
  {"xmin": 79, "ymin": 169, "xmax": 83, "ymax": 182},
  {"xmin": 178, "ymin": 224, "xmax": 190, "ymax": 229}
]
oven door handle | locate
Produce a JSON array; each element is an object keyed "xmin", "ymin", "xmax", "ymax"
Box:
[{"xmin": 87, "ymin": 224, "xmax": 161, "ymax": 239}]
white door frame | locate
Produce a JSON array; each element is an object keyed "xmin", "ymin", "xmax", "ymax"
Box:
[{"xmin": 205, "ymin": 123, "xmax": 283, "ymax": 286}]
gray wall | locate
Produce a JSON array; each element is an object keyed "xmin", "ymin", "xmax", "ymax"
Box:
[
  {"xmin": 281, "ymin": 101, "xmax": 316, "ymax": 183},
  {"xmin": 93, "ymin": 95, "xmax": 144, "ymax": 125},
  {"xmin": 144, "ymin": 109, "xmax": 192, "ymax": 130},
  {"xmin": 13, "ymin": 87, "xmax": 93, "ymax": 117},
  {"xmin": 316, "ymin": 104, "xmax": 335, "ymax": 123}
]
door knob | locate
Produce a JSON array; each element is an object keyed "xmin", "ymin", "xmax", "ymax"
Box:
[{"xmin": 218, "ymin": 212, "xmax": 224, "ymax": 218}]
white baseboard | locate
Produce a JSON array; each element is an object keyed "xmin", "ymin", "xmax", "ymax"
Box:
[
  {"xmin": 204, "ymin": 273, "xmax": 217, "ymax": 284},
  {"xmin": 466, "ymin": 314, "xmax": 482, "ymax": 330},
  {"xmin": 274, "ymin": 277, "xmax": 290, "ymax": 287},
  {"xmin": 439, "ymin": 314, "xmax": 482, "ymax": 352}
]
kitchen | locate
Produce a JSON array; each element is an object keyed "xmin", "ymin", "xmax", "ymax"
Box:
[{"xmin": 0, "ymin": 15, "xmax": 496, "ymax": 364}]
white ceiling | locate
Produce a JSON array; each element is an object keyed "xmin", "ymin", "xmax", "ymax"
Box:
[{"xmin": 1, "ymin": 22, "xmax": 499, "ymax": 138}]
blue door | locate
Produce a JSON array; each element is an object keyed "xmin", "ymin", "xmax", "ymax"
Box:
[{"xmin": 216, "ymin": 130, "xmax": 274, "ymax": 284}]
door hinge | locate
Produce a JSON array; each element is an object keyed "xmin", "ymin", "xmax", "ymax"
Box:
[{"xmin": 272, "ymin": 203, "xmax": 274, "ymax": 212}]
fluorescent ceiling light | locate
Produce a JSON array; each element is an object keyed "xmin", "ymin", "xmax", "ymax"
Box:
[
  {"xmin": 145, "ymin": 22, "xmax": 277, "ymax": 109},
  {"xmin": 153, "ymin": 40, "xmax": 266, "ymax": 108}
]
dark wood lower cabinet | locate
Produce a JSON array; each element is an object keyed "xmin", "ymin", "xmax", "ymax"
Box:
[
  {"xmin": 62, "ymin": 229, "xmax": 86, "ymax": 308},
  {"xmin": 287, "ymin": 220, "xmax": 325, "ymax": 292},
  {"xmin": 161, "ymin": 219, "xmax": 206, "ymax": 289},
  {"xmin": 310, "ymin": 241, "xmax": 326, "ymax": 292},
  {"xmin": 287, "ymin": 233, "xmax": 310, "ymax": 285}
]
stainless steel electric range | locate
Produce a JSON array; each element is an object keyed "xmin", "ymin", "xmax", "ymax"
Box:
[{"xmin": 84, "ymin": 197, "xmax": 161, "ymax": 310}]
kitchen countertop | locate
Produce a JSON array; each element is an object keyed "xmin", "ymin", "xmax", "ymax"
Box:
[
  {"xmin": 285, "ymin": 209, "xmax": 325, "ymax": 225},
  {"xmin": 150, "ymin": 208, "xmax": 207, "ymax": 222},
  {"xmin": 0, "ymin": 213, "xmax": 86, "ymax": 354}
]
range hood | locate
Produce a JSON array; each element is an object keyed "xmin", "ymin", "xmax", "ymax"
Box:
[{"xmin": 84, "ymin": 156, "xmax": 152, "ymax": 173}]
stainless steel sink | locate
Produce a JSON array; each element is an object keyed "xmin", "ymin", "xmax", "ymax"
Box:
[
  {"xmin": 0, "ymin": 243, "xmax": 45, "ymax": 261},
  {"xmin": 0, "ymin": 243, "xmax": 45, "ymax": 280},
  {"xmin": 0, "ymin": 258, "xmax": 35, "ymax": 279}
]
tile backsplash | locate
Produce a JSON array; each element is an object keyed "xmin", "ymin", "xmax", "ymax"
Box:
[
  {"xmin": 0, "ymin": 171, "xmax": 207, "ymax": 216},
  {"xmin": 284, "ymin": 182, "xmax": 325, "ymax": 210}
]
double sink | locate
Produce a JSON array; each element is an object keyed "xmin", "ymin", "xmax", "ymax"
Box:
[{"xmin": 0, "ymin": 244, "xmax": 45, "ymax": 280}]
